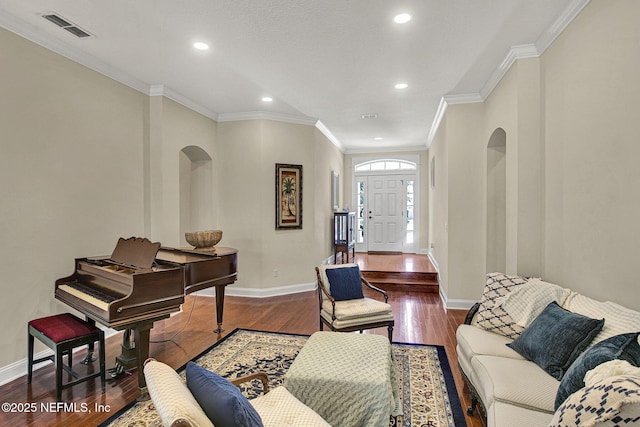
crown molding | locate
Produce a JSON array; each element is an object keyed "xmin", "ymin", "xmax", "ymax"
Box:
[
  {"xmin": 217, "ymin": 111, "xmax": 317, "ymax": 126},
  {"xmin": 315, "ymin": 120, "xmax": 344, "ymax": 152},
  {"xmin": 479, "ymin": 44, "xmax": 539, "ymax": 100},
  {"xmin": 427, "ymin": 0, "xmax": 591, "ymax": 149},
  {"xmin": 0, "ymin": 8, "xmax": 149, "ymax": 95},
  {"xmin": 535, "ymin": 0, "xmax": 591, "ymax": 55},
  {"xmin": 345, "ymin": 144, "xmax": 427, "ymax": 155}
]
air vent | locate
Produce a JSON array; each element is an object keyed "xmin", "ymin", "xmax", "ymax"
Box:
[
  {"xmin": 361, "ymin": 114, "xmax": 378, "ymax": 119},
  {"xmin": 41, "ymin": 12, "xmax": 95, "ymax": 38}
]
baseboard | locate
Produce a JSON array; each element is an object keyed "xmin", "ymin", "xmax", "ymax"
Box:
[{"xmin": 439, "ymin": 287, "xmax": 478, "ymax": 310}]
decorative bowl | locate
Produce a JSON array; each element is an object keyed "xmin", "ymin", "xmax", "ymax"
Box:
[{"xmin": 185, "ymin": 230, "xmax": 222, "ymax": 250}]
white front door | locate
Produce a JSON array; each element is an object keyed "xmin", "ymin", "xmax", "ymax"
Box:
[{"xmin": 366, "ymin": 175, "xmax": 404, "ymax": 252}]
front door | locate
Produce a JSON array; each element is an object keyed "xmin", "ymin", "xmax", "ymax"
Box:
[{"xmin": 366, "ymin": 175, "xmax": 404, "ymax": 252}]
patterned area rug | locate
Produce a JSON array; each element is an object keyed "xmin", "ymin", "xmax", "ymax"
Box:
[{"xmin": 101, "ymin": 329, "xmax": 466, "ymax": 427}]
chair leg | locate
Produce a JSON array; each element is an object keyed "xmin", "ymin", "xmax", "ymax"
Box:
[
  {"xmin": 99, "ymin": 333, "xmax": 106, "ymax": 393},
  {"xmin": 55, "ymin": 348, "xmax": 63, "ymax": 402},
  {"xmin": 27, "ymin": 330, "xmax": 34, "ymax": 384}
]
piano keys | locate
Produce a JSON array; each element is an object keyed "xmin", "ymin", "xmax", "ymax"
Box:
[{"xmin": 54, "ymin": 237, "xmax": 239, "ymax": 392}]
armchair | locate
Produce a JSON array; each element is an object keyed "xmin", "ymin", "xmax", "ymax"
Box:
[
  {"xmin": 143, "ymin": 358, "xmax": 331, "ymax": 427},
  {"xmin": 316, "ymin": 263, "xmax": 394, "ymax": 341}
]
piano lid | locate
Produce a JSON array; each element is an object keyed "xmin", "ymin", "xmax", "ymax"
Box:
[{"xmin": 110, "ymin": 237, "xmax": 161, "ymax": 269}]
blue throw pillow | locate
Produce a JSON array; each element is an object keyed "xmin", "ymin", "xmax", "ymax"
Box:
[
  {"xmin": 554, "ymin": 332, "xmax": 640, "ymax": 409},
  {"xmin": 507, "ymin": 302, "xmax": 604, "ymax": 380},
  {"xmin": 325, "ymin": 266, "xmax": 364, "ymax": 301},
  {"xmin": 185, "ymin": 362, "xmax": 263, "ymax": 427}
]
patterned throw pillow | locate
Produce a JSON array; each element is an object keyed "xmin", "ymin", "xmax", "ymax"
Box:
[
  {"xmin": 474, "ymin": 272, "xmax": 528, "ymax": 339},
  {"xmin": 550, "ymin": 375, "xmax": 640, "ymax": 427}
]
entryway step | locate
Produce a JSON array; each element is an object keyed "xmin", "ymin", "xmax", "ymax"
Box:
[{"xmin": 361, "ymin": 271, "xmax": 439, "ymax": 294}]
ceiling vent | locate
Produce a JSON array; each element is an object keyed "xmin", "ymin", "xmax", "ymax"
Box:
[
  {"xmin": 361, "ymin": 114, "xmax": 378, "ymax": 119},
  {"xmin": 41, "ymin": 12, "xmax": 95, "ymax": 38}
]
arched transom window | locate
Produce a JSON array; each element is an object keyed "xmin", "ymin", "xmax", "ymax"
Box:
[{"xmin": 355, "ymin": 159, "xmax": 416, "ymax": 173}]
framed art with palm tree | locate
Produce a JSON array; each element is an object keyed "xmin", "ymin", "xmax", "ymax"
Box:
[{"xmin": 275, "ymin": 163, "xmax": 303, "ymax": 229}]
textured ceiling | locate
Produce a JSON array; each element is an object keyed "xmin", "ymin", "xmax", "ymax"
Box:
[{"xmin": 0, "ymin": 1, "xmax": 586, "ymax": 152}]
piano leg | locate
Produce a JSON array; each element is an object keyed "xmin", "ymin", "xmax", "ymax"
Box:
[
  {"xmin": 133, "ymin": 322, "xmax": 153, "ymax": 400},
  {"xmin": 214, "ymin": 284, "xmax": 226, "ymax": 333}
]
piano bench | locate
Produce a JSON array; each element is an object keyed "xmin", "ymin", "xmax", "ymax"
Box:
[{"xmin": 27, "ymin": 313, "xmax": 106, "ymax": 401}]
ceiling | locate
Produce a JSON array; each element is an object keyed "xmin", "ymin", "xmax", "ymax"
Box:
[{"xmin": 0, "ymin": 1, "xmax": 588, "ymax": 153}]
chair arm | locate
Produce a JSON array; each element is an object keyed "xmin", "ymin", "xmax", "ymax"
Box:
[
  {"xmin": 362, "ymin": 277, "xmax": 389, "ymax": 303},
  {"xmin": 230, "ymin": 372, "xmax": 270, "ymax": 394},
  {"xmin": 464, "ymin": 302, "xmax": 481, "ymax": 325}
]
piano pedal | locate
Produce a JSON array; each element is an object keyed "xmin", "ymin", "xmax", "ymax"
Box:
[
  {"xmin": 107, "ymin": 362, "xmax": 132, "ymax": 381},
  {"xmin": 80, "ymin": 351, "xmax": 96, "ymax": 365}
]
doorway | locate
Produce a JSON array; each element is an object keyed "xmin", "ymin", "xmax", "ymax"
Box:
[{"xmin": 354, "ymin": 158, "xmax": 418, "ymax": 253}]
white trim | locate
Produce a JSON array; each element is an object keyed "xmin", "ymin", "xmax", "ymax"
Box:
[
  {"xmin": 0, "ymin": 9, "xmax": 149, "ymax": 94},
  {"xmin": 535, "ymin": 0, "xmax": 591, "ymax": 55},
  {"xmin": 217, "ymin": 111, "xmax": 317, "ymax": 126},
  {"xmin": 427, "ymin": 0, "xmax": 590, "ymax": 148},
  {"xmin": 315, "ymin": 120, "xmax": 344, "ymax": 152},
  {"xmin": 479, "ymin": 44, "xmax": 539, "ymax": 100},
  {"xmin": 345, "ymin": 145, "xmax": 427, "ymax": 155}
]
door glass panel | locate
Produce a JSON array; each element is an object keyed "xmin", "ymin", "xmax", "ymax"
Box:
[
  {"xmin": 356, "ymin": 180, "xmax": 365, "ymax": 243},
  {"xmin": 406, "ymin": 180, "xmax": 414, "ymax": 244}
]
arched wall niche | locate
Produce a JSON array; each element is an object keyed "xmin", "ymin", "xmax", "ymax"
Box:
[
  {"xmin": 486, "ymin": 128, "xmax": 507, "ymax": 273},
  {"xmin": 179, "ymin": 145, "xmax": 213, "ymax": 245}
]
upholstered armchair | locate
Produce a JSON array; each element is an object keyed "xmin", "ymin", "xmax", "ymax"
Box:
[
  {"xmin": 143, "ymin": 358, "xmax": 331, "ymax": 427},
  {"xmin": 315, "ymin": 263, "xmax": 394, "ymax": 341}
]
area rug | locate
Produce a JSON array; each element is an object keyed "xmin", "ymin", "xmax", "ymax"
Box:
[{"xmin": 102, "ymin": 328, "xmax": 466, "ymax": 427}]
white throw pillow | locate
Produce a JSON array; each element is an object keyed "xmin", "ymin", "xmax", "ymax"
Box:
[{"xmin": 497, "ymin": 278, "xmax": 571, "ymax": 327}]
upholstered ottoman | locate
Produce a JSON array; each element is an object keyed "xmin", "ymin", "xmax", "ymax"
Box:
[{"xmin": 284, "ymin": 331, "xmax": 400, "ymax": 427}]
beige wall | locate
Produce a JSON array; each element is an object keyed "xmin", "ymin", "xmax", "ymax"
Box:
[
  {"xmin": 541, "ymin": 0, "xmax": 640, "ymax": 304},
  {"xmin": 0, "ymin": 28, "xmax": 147, "ymax": 366},
  {"xmin": 218, "ymin": 120, "xmax": 343, "ymax": 291},
  {"xmin": 431, "ymin": 0, "xmax": 640, "ymax": 310}
]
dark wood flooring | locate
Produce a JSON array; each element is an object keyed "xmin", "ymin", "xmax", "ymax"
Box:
[{"xmin": 0, "ymin": 255, "xmax": 484, "ymax": 427}]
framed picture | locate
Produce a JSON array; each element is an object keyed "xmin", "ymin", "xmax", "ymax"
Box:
[{"xmin": 275, "ymin": 163, "xmax": 303, "ymax": 229}]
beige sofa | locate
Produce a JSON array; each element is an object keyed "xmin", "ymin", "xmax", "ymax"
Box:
[{"xmin": 456, "ymin": 273, "xmax": 640, "ymax": 427}]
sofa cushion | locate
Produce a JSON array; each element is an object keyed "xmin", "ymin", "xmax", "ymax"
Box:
[
  {"xmin": 563, "ymin": 293, "xmax": 640, "ymax": 346},
  {"xmin": 250, "ymin": 386, "xmax": 331, "ymax": 427},
  {"xmin": 143, "ymin": 359, "xmax": 213, "ymax": 427},
  {"xmin": 487, "ymin": 400, "xmax": 554, "ymax": 427},
  {"xmin": 325, "ymin": 265, "xmax": 364, "ymax": 301},
  {"xmin": 497, "ymin": 278, "xmax": 571, "ymax": 327},
  {"xmin": 456, "ymin": 324, "xmax": 524, "ymax": 364},
  {"xmin": 507, "ymin": 302, "xmax": 604, "ymax": 380},
  {"xmin": 471, "ymin": 355, "xmax": 559, "ymax": 412},
  {"xmin": 186, "ymin": 362, "xmax": 264, "ymax": 427},
  {"xmin": 474, "ymin": 272, "xmax": 528, "ymax": 339},
  {"xmin": 555, "ymin": 333, "xmax": 640, "ymax": 409}
]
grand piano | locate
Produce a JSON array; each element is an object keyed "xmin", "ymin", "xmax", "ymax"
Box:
[{"xmin": 55, "ymin": 237, "xmax": 238, "ymax": 391}]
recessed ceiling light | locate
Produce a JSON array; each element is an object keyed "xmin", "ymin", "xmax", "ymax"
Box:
[
  {"xmin": 374, "ymin": 137, "xmax": 384, "ymax": 141},
  {"xmin": 262, "ymin": 97, "xmax": 273, "ymax": 102},
  {"xmin": 395, "ymin": 83, "xmax": 409, "ymax": 89},
  {"xmin": 394, "ymin": 13, "xmax": 412, "ymax": 24},
  {"xmin": 193, "ymin": 42, "xmax": 209, "ymax": 50}
]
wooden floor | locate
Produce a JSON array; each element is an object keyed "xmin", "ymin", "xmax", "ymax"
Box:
[{"xmin": 0, "ymin": 255, "xmax": 484, "ymax": 427}]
